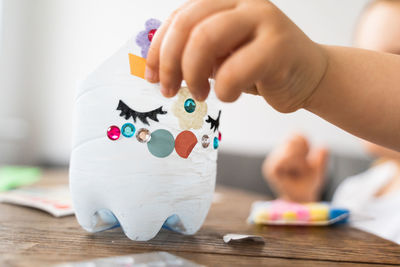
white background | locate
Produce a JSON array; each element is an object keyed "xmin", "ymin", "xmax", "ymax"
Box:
[{"xmin": 0, "ymin": 0, "xmax": 369, "ymax": 165}]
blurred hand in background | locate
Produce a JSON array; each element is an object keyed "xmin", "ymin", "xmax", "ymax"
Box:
[{"xmin": 262, "ymin": 134, "xmax": 328, "ymax": 202}]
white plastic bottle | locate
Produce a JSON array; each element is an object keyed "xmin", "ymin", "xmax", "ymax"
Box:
[{"xmin": 69, "ymin": 24, "xmax": 221, "ymax": 241}]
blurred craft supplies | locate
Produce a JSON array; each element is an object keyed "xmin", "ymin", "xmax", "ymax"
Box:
[
  {"xmin": 55, "ymin": 251, "xmax": 203, "ymax": 267},
  {"xmin": 0, "ymin": 166, "xmax": 41, "ymax": 192},
  {"xmin": 248, "ymin": 199, "xmax": 350, "ymax": 226},
  {"xmin": 0, "ymin": 184, "xmax": 73, "ymax": 217}
]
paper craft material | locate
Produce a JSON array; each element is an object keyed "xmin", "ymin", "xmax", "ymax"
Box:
[
  {"xmin": 0, "ymin": 185, "xmax": 73, "ymax": 217},
  {"xmin": 54, "ymin": 251, "xmax": 203, "ymax": 267},
  {"xmin": 223, "ymin": 234, "xmax": 265, "ymax": 244},
  {"xmin": 0, "ymin": 166, "xmax": 41, "ymax": 192},
  {"xmin": 248, "ymin": 200, "xmax": 349, "ymax": 226},
  {"xmin": 129, "ymin": 53, "xmax": 146, "ymax": 79}
]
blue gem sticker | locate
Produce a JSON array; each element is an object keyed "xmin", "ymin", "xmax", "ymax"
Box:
[
  {"xmin": 121, "ymin": 123, "xmax": 135, "ymax": 138},
  {"xmin": 213, "ymin": 136, "xmax": 219, "ymax": 149},
  {"xmin": 184, "ymin": 98, "xmax": 196, "ymax": 113}
]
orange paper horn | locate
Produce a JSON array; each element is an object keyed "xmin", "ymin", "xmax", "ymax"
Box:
[{"xmin": 129, "ymin": 53, "xmax": 146, "ymax": 79}]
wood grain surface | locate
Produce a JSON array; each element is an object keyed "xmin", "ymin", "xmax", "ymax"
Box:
[{"xmin": 0, "ymin": 170, "xmax": 399, "ymax": 266}]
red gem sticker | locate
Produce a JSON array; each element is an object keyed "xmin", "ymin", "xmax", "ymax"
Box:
[
  {"xmin": 218, "ymin": 132, "xmax": 222, "ymax": 141},
  {"xmin": 107, "ymin": 126, "xmax": 121, "ymax": 141},
  {"xmin": 148, "ymin": 29, "xmax": 157, "ymax": 42}
]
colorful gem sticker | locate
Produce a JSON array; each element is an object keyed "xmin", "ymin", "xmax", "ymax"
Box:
[
  {"xmin": 201, "ymin": 135, "xmax": 210, "ymax": 148},
  {"xmin": 213, "ymin": 136, "xmax": 219, "ymax": 149},
  {"xmin": 136, "ymin": 128, "xmax": 151, "ymax": 143},
  {"xmin": 148, "ymin": 29, "xmax": 157, "ymax": 42},
  {"xmin": 136, "ymin": 18, "xmax": 161, "ymax": 58},
  {"xmin": 107, "ymin": 126, "xmax": 121, "ymax": 141},
  {"xmin": 184, "ymin": 98, "xmax": 196, "ymax": 113},
  {"xmin": 172, "ymin": 87, "xmax": 207, "ymax": 130},
  {"xmin": 147, "ymin": 129, "xmax": 175, "ymax": 158},
  {"xmin": 121, "ymin": 123, "xmax": 135, "ymax": 138},
  {"xmin": 175, "ymin": 131, "xmax": 198, "ymax": 158}
]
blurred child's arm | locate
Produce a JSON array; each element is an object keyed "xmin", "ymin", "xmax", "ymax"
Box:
[
  {"xmin": 146, "ymin": 0, "xmax": 400, "ymax": 151},
  {"xmin": 305, "ymin": 46, "xmax": 400, "ymax": 152},
  {"xmin": 262, "ymin": 134, "xmax": 328, "ymax": 203}
]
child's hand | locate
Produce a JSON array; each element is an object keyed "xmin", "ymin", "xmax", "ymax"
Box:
[
  {"xmin": 262, "ymin": 134, "xmax": 328, "ymax": 203},
  {"xmin": 145, "ymin": 0, "xmax": 328, "ymax": 112}
]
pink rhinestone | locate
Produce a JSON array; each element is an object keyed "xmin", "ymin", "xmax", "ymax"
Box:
[
  {"xmin": 218, "ymin": 132, "xmax": 222, "ymax": 141},
  {"xmin": 148, "ymin": 29, "xmax": 157, "ymax": 42},
  {"xmin": 107, "ymin": 126, "xmax": 120, "ymax": 141}
]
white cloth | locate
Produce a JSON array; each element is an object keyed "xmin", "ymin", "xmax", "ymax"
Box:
[{"xmin": 332, "ymin": 161, "xmax": 400, "ymax": 244}]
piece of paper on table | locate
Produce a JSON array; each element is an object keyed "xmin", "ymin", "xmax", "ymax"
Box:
[
  {"xmin": 0, "ymin": 166, "xmax": 41, "ymax": 192},
  {"xmin": 223, "ymin": 233, "xmax": 265, "ymax": 244},
  {"xmin": 0, "ymin": 185, "xmax": 74, "ymax": 217},
  {"xmin": 54, "ymin": 252, "xmax": 204, "ymax": 267}
]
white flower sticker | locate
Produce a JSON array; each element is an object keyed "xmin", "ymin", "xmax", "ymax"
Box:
[{"xmin": 172, "ymin": 87, "xmax": 208, "ymax": 130}]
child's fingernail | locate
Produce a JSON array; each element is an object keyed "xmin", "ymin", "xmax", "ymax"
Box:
[
  {"xmin": 160, "ymin": 85, "xmax": 170, "ymax": 97},
  {"xmin": 145, "ymin": 67, "xmax": 157, "ymax": 82},
  {"xmin": 193, "ymin": 92, "xmax": 204, "ymax": 102}
]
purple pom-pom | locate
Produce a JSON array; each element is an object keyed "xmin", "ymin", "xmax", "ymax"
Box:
[{"xmin": 135, "ymin": 18, "xmax": 161, "ymax": 58}]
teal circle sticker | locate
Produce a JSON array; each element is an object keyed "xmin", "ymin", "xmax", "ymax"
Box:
[{"xmin": 147, "ymin": 129, "xmax": 175, "ymax": 158}]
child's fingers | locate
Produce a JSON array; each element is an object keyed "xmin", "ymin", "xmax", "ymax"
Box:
[
  {"xmin": 145, "ymin": 0, "xmax": 196, "ymax": 84},
  {"xmin": 310, "ymin": 147, "xmax": 329, "ymax": 182},
  {"xmin": 159, "ymin": 0, "xmax": 237, "ymax": 98},
  {"xmin": 214, "ymin": 35, "xmax": 268, "ymax": 102},
  {"xmin": 145, "ymin": 16, "xmax": 172, "ymax": 83},
  {"xmin": 182, "ymin": 9, "xmax": 255, "ymax": 101},
  {"xmin": 286, "ymin": 134, "xmax": 310, "ymax": 158}
]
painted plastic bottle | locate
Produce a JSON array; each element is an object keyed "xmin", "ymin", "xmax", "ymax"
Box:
[{"xmin": 69, "ymin": 24, "xmax": 221, "ymax": 241}]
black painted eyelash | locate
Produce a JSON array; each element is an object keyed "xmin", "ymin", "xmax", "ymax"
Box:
[
  {"xmin": 205, "ymin": 110, "xmax": 221, "ymax": 132},
  {"xmin": 117, "ymin": 100, "xmax": 167, "ymax": 126}
]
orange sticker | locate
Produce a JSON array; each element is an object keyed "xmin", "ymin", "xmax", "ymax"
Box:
[
  {"xmin": 175, "ymin": 131, "xmax": 198, "ymax": 159},
  {"xmin": 129, "ymin": 53, "xmax": 146, "ymax": 79}
]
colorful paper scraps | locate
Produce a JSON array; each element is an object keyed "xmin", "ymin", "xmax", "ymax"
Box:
[
  {"xmin": 129, "ymin": 53, "xmax": 147, "ymax": 79},
  {"xmin": 0, "ymin": 185, "xmax": 73, "ymax": 217},
  {"xmin": 147, "ymin": 129, "xmax": 175, "ymax": 158},
  {"xmin": 175, "ymin": 131, "xmax": 198, "ymax": 158},
  {"xmin": 0, "ymin": 166, "xmax": 41, "ymax": 192}
]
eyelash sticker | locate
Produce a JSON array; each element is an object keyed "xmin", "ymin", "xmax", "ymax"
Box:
[
  {"xmin": 205, "ymin": 110, "xmax": 221, "ymax": 132},
  {"xmin": 117, "ymin": 100, "xmax": 167, "ymax": 126}
]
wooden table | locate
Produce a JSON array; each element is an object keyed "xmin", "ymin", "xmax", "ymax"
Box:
[{"xmin": 1, "ymin": 170, "xmax": 399, "ymax": 266}]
